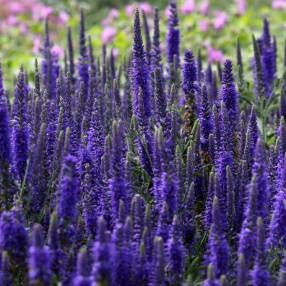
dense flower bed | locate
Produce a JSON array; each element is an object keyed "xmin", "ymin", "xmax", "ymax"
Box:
[{"xmin": 0, "ymin": 1, "xmax": 285, "ymax": 285}]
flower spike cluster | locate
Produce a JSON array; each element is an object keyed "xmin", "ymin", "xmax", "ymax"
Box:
[{"xmin": 0, "ymin": 10, "xmax": 284, "ymax": 286}]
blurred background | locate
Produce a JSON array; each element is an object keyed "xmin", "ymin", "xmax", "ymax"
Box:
[{"xmin": 0, "ymin": 0, "xmax": 285, "ymax": 87}]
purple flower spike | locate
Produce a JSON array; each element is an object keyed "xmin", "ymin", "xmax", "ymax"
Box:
[
  {"xmin": 92, "ymin": 217, "xmax": 113, "ymax": 286},
  {"xmin": 238, "ymin": 177, "xmax": 257, "ymax": 267},
  {"xmin": 252, "ymin": 217, "xmax": 269, "ymax": 286},
  {"xmin": 167, "ymin": 215, "xmax": 185, "ymax": 286},
  {"xmin": 200, "ymin": 85, "xmax": 213, "ymax": 153},
  {"xmin": 182, "ymin": 50, "xmax": 198, "ymax": 136},
  {"xmin": 166, "ymin": 0, "xmax": 180, "ymax": 65},
  {"xmin": 267, "ymin": 155, "xmax": 286, "ymax": 249},
  {"xmin": 109, "ymin": 120, "xmax": 126, "ymax": 222},
  {"xmin": 28, "ymin": 224, "xmax": 52, "ymax": 286},
  {"xmin": 133, "ymin": 9, "xmax": 152, "ymax": 122},
  {"xmin": 12, "ymin": 67, "xmax": 29, "ymax": 182},
  {"xmin": 150, "ymin": 236, "xmax": 165, "ymax": 286},
  {"xmin": 221, "ymin": 59, "xmax": 239, "ymax": 129},
  {"xmin": 207, "ymin": 196, "xmax": 229, "ymax": 278},
  {"xmin": 237, "ymin": 254, "xmax": 248, "ymax": 286},
  {"xmin": 58, "ymin": 155, "xmax": 79, "ymax": 248},
  {"xmin": 73, "ymin": 248, "xmax": 92, "ymax": 286},
  {"xmin": 203, "ymin": 264, "xmax": 219, "ymax": 286},
  {"xmin": 151, "ymin": 8, "xmax": 162, "ymax": 70},
  {"xmin": 0, "ymin": 210, "xmax": 28, "ymax": 265},
  {"xmin": 78, "ymin": 9, "xmax": 89, "ymax": 95},
  {"xmin": 0, "ymin": 67, "xmax": 12, "ymax": 204},
  {"xmin": 252, "ymin": 139, "xmax": 269, "ymax": 221}
]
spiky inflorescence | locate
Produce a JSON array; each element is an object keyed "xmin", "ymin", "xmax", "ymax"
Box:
[
  {"xmin": 142, "ymin": 11, "xmax": 151, "ymax": 66},
  {"xmin": 154, "ymin": 67, "xmax": 167, "ymax": 128},
  {"xmin": 131, "ymin": 194, "xmax": 145, "ymax": 249},
  {"xmin": 78, "ymin": 9, "xmax": 89, "ymax": 97},
  {"xmin": 252, "ymin": 35, "xmax": 266, "ymax": 99},
  {"xmin": 151, "ymin": 8, "xmax": 162, "ymax": 70},
  {"xmin": 245, "ymin": 106, "xmax": 259, "ymax": 166},
  {"xmin": 47, "ymin": 212, "xmax": 66, "ymax": 281},
  {"xmin": 280, "ymin": 71, "xmax": 286, "ymax": 119},
  {"xmin": 267, "ymin": 154, "xmax": 286, "ymax": 249},
  {"xmin": 109, "ymin": 120, "xmax": 126, "ymax": 222},
  {"xmin": 112, "ymin": 222, "xmax": 132, "ymax": 286},
  {"xmin": 207, "ymin": 196, "xmax": 229, "ymax": 278},
  {"xmin": 166, "ymin": 0, "xmax": 180, "ymax": 65},
  {"xmin": 0, "ymin": 210, "xmax": 28, "ymax": 265},
  {"xmin": 182, "ymin": 50, "xmax": 198, "ymax": 136},
  {"xmin": 28, "ymin": 123, "xmax": 48, "ymax": 216},
  {"xmin": 150, "ymin": 236, "xmax": 165, "ymax": 286},
  {"xmin": 260, "ymin": 19, "xmax": 276, "ymax": 98},
  {"xmin": 41, "ymin": 20, "xmax": 59, "ymax": 99},
  {"xmin": 203, "ymin": 264, "xmax": 220, "ymax": 286},
  {"xmin": 67, "ymin": 27, "xmax": 75, "ymax": 83},
  {"xmin": 237, "ymin": 38, "xmax": 244, "ymax": 88},
  {"xmin": 0, "ymin": 68, "xmax": 12, "ymax": 205},
  {"xmin": 226, "ymin": 166, "xmax": 235, "ymax": 230},
  {"xmin": 57, "ymin": 155, "xmax": 79, "ymax": 248},
  {"xmin": 221, "ymin": 60, "xmax": 239, "ymax": 130},
  {"xmin": 252, "ymin": 217, "xmax": 269, "ymax": 286},
  {"xmin": 167, "ymin": 215, "xmax": 185, "ymax": 286},
  {"xmin": 132, "ymin": 9, "xmax": 152, "ymax": 122},
  {"xmin": 157, "ymin": 202, "xmax": 170, "ymax": 243},
  {"xmin": 237, "ymin": 254, "xmax": 248, "ymax": 286},
  {"xmin": 216, "ymin": 103, "xmax": 233, "ymax": 225},
  {"xmin": 152, "ymin": 126, "xmax": 167, "ymax": 207},
  {"xmin": 238, "ymin": 177, "xmax": 257, "ymax": 267},
  {"xmin": 160, "ymin": 172, "xmax": 178, "ymax": 222},
  {"xmin": 204, "ymin": 171, "xmax": 216, "ymax": 230},
  {"xmin": 28, "ymin": 224, "xmax": 52, "ymax": 286},
  {"xmin": 12, "ymin": 67, "xmax": 28, "ymax": 182},
  {"xmin": 200, "ymin": 85, "xmax": 213, "ymax": 153},
  {"xmin": 92, "ymin": 217, "xmax": 113, "ymax": 285},
  {"xmin": 251, "ymin": 139, "xmax": 269, "ymax": 221},
  {"xmin": 73, "ymin": 248, "xmax": 92, "ymax": 286},
  {"xmin": 87, "ymin": 98, "xmax": 105, "ymax": 179}
]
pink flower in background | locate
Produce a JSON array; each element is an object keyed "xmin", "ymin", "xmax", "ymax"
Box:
[
  {"xmin": 236, "ymin": 0, "xmax": 246, "ymax": 15},
  {"xmin": 19, "ymin": 23, "xmax": 27, "ymax": 33},
  {"xmin": 164, "ymin": 6, "xmax": 172, "ymax": 18},
  {"xmin": 272, "ymin": 0, "xmax": 286, "ymax": 9},
  {"xmin": 0, "ymin": 0, "xmax": 70, "ymax": 35},
  {"xmin": 112, "ymin": 48, "xmax": 119, "ymax": 58},
  {"xmin": 213, "ymin": 11, "xmax": 228, "ymax": 30},
  {"xmin": 139, "ymin": 3, "xmax": 152, "ymax": 14},
  {"xmin": 102, "ymin": 9, "xmax": 119, "ymax": 26},
  {"xmin": 33, "ymin": 36, "xmax": 41, "ymax": 54},
  {"xmin": 6, "ymin": 16, "xmax": 18, "ymax": 26},
  {"xmin": 39, "ymin": 6, "xmax": 53, "ymax": 19},
  {"xmin": 102, "ymin": 26, "xmax": 116, "ymax": 44},
  {"xmin": 109, "ymin": 9, "xmax": 119, "ymax": 19},
  {"xmin": 199, "ymin": 0, "xmax": 209, "ymax": 16},
  {"xmin": 181, "ymin": 0, "xmax": 195, "ymax": 15},
  {"xmin": 102, "ymin": 17, "xmax": 113, "ymax": 26},
  {"xmin": 9, "ymin": 2, "xmax": 25, "ymax": 13},
  {"xmin": 59, "ymin": 11, "xmax": 69, "ymax": 24},
  {"xmin": 125, "ymin": 4, "xmax": 135, "ymax": 17},
  {"xmin": 206, "ymin": 44, "xmax": 224, "ymax": 63},
  {"xmin": 52, "ymin": 45, "xmax": 64, "ymax": 59},
  {"xmin": 199, "ymin": 20, "xmax": 209, "ymax": 32}
]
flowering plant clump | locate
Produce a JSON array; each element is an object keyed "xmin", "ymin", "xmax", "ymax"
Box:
[{"xmin": 0, "ymin": 1, "xmax": 285, "ymax": 285}]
